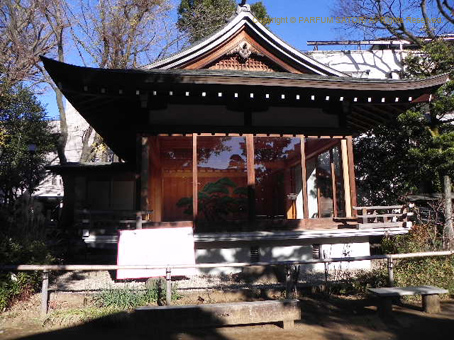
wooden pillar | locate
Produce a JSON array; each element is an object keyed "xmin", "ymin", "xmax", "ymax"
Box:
[
  {"xmin": 330, "ymin": 149, "xmax": 338, "ymax": 218},
  {"xmin": 149, "ymin": 137, "xmax": 162, "ymax": 222},
  {"xmin": 192, "ymin": 134, "xmax": 198, "ymax": 225},
  {"xmin": 341, "ymin": 139, "xmax": 352, "ymax": 218},
  {"xmin": 140, "ymin": 136, "xmax": 150, "ymax": 212},
  {"xmin": 285, "ymin": 168, "xmax": 294, "ymax": 219},
  {"xmin": 300, "ymin": 135, "xmax": 309, "ymax": 219},
  {"xmin": 246, "ymin": 134, "xmax": 256, "ymax": 228},
  {"xmin": 346, "ymin": 136, "xmax": 358, "ymax": 212}
]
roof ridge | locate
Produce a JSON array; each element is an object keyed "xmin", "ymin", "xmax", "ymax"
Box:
[{"xmin": 142, "ymin": 10, "xmax": 348, "ymax": 77}]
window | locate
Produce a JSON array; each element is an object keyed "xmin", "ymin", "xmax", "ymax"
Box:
[
  {"xmin": 254, "ymin": 137, "xmax": 302, "ymax": 219},
  {"xmin": 306, "ymin": 139, "xmax": 345, "ymax": 218},
  {"xmin": 197, "ymin": 136, "xmax": 247, "ymax": 223},
  {"xmin": 150, "ymin": 136, "xmax": 193, "ymax": 222},
  {"xmin": 147, "ymin": 135, "xmax": 349, "ymax": 227}
]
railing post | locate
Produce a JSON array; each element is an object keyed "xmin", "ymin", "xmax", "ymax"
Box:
[
  {"xmin": 166, "ymin": 267, "xmax": 172, "ymax": 306},
  {"xmin": 387, "ymin": 257, "xmax": 394, "ymax": 287},
  {"xmin": 41, "ymin": 270, "xmax": 49, "ymax": 316},
  {"xmin": 285, "ymin": 265, "xmax": 291, "ymax": 298},
  {"xmin": 136, "ymin": 212, "xmax": 143, "ymax": 229}
]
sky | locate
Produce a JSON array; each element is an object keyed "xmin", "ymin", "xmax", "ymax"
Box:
[
  {"xmin": 40, "ymin": 0, "xmax": 353, "ymax": 119},
  {"xmin": 256, "ymin": 0, "xmax": 349, "ymax": 46}
]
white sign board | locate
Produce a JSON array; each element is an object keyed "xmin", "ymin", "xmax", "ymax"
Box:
[{"xmin": 117, "ymin": 227, "xmax": 196, "ymax": 279}]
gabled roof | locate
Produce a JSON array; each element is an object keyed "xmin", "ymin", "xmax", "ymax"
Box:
[{"xmin": 144, "ymin": 5, "xmax": 347, "ymax": 77}]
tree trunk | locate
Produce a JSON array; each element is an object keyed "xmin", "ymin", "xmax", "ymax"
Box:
[
  {"xmin": 79, "ymin": 126, "xmax": 94, "ymax": 162},
  {"xmin": 443, "ymin": 175, "xmax": 454, "ymax": 249}
]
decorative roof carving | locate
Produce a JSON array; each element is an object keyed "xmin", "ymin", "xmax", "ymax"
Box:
[
  {"xmin": 236, "ymin": 1, "xmax": 251, "ymax": 14},
  {"xmin": 227, "ymin": 41, "xmax": 262, "ymax": 63},
  {"xmin": 206, "ymin": 54, "xmax": 284, "ymax": 72}
]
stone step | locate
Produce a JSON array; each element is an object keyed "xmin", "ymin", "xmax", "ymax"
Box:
[{"xmin": 135, "ymin": 299, "xmax": 301, "ymax": 329}]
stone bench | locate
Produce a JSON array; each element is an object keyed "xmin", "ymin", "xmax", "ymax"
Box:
[
  {"xmin": 368, "ymin": 286, "xmax": 449, "ymax": 315},
  {"xmin": 135, "ymin": 299, "xmax": 301, "ymax": 329}
]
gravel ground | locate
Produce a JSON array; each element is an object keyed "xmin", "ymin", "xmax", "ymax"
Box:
[{"xmin": 49, "ymin": 268, "xmax": 330, "ymax": 293}]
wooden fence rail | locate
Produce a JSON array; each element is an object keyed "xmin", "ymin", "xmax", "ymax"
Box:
[{"xmin": 1, "ymin": 250, "xmax": 453, "ymax": 316}]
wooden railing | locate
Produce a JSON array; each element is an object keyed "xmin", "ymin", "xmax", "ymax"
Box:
[
  {"xmin": 353, "ymin": 205, "xmax": 412, "ymax": 230},
  {"xmin": 2, "ymin": 250, "xmax": 453, "ymax": 316},
  {"xmin": 75, "ymin": 209, "xmax": 153, "ymax": 233}
]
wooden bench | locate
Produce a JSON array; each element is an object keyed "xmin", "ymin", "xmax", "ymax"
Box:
[
  {"xmin": 353, "ymin": 205, "xmax": 412, "ymax": 230},
  {"xmin": 135, "ymin": 299, "xmax": 301, "ymax": 329},
  {"xmin": 368, "ymin": 286, "xmax": 448, "ymax": 315}
]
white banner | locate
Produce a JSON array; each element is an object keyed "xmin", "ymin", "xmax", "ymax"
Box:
[{"xmin": 117, "ymin": 227, "xmax": 196, "ymax": 279}]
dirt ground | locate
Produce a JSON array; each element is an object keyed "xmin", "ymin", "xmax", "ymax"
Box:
[{"xmin": 1, "ymin": 291, "xmax": 454, "ymax": 340}]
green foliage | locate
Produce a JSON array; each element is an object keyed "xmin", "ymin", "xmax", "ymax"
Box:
[
  {"xmin": 0, "ymin": 83, "xmax": 55, "ymax": 206},
  {"xmin": 381, "ymin": 224, "xmax": 454, "ymax": 294},
  {"xmin": 382, "ymin": 224, "xmax": 443, "ymax": 254},
  {"xmin": 0, "ymin": 237, "xmax": 54, "ymax": 311},
  {"xmin": 95, "ymin": 280, "xmax": 180, "ymax": 310},
  {"xmin": 177, "ymin": 177, "xmax": 247, "ymax": 221},
  {"xmin": 354, "ymin": 119, "xmax": 424, "ymax": 205},
  {"xmin": 404, "ymin": 40, "xmax": 454, "ymax": 78},
  {"xmin": 329, "ymin": 224, "xmax": 453, "ymax": 296},
  {"xmin": 328, "ymin": 267, "xmax": 389, "ymax": 296},
  {"xmin": 177, "ymin": 0, "xmax": 270, "ymax": 43},
  {"xmin": 394, "ymin": 256, "xmax": 454, "ymax": 293},
  {"xmin": 355, "ymin": 40, "xmax": 454, "ymax": 205},
  {"xmin": 249, "ymin": 2, "xmax": 268, "ymax": 23}
]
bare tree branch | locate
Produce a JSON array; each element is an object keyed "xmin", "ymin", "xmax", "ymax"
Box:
[{"xmin": 436, "ymin": 0, "xmax": 454, "ymax": 24}]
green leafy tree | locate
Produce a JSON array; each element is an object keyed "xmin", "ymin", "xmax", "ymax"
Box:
[
  {"xmin": 331, "ymin": 0, "xmax": 454, "ymax": 247},
  {"xmin": 0, "ymin": 81, "xmax": 55, "ymax": 206},
  {"xmin": 355, "ymin": 43, "xmax": 454, "ymax": 246},
  {"xmin": 177, "ymin": 0, "xmax": 270, "ymax": 43}
]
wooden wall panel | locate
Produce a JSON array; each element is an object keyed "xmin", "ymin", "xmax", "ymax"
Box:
[{"xmin": 162, "ymin": 175, "xmax": 193, "ymax": 221}]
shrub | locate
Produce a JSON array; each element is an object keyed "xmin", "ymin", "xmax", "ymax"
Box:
[
  {"xmin": 393, "ymin": 256, "xmax": 454, "ymax": 293},
  {"xmin": 95, "ymin": 279, "xmax": 180, "ymax": 310},
  {"xmin": 327, "ymin": 267, "xmax": 389, "ymax": 296},
  {"xmin": 0, "ymin": 238, "xmax": 54, "ymax": 311},
  {"xmin": 327, "ymin": 223, "xmax": 453, "ymax": 296},
  {"xmin": 381, "ymin": 224, "xmax": 454, "ymax": 294}
]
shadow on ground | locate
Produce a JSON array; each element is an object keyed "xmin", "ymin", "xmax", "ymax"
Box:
[{"xmin": 12, "ymin": 296, "xmax": 454, "ymax": 340}]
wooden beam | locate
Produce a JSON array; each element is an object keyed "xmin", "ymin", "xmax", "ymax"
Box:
[
  {"xmin": 305, "ymin": 139, "xmax": 340, "ymax": 161},
  {"xmin": 300, "ymin": 135, "xmax": 309, "ymax": 219},
  {"xmin": 193, "ymin": 135, "xmax": 198, "ymax": 226},
  {"xmin": 246, "ymin": 134, "xmax": 256, "ymax": 226},
  {"xmin": 353, "ymin": 106, "xmax": 390, "ymax": 124},
  {"xmin": 341, "ymin": 139, "xmax": 352, "ymax": 218},
  {"xmin": 346, "ymin": 136, "xmax": 358, "ymax": 214}
]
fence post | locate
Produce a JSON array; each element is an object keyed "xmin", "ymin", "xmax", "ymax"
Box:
[
  {"xmin": 136, "ymin": 212, "xmax": 143, "ymax": 229},
  {"xmin": 41, "ymin": 270, "xmax": 49, "ymax": 316},
  {"xmin": 387, "ymin": 257, "xmax": 394, "ymax": 287},
  {"xmin": 285, "ymin": 265, "xmax": 291, "ymax": 298},
  {"xmin": 166, "ymin": 267, "xmax": 172, "ymax": 306}
]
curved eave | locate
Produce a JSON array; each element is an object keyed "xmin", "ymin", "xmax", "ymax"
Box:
[
  {"xmin": 41, "ymin": 57, "xmax": 448, "ymax": 161},
  {"xmin": 43, "ymin": 56, "xmax": 449, "ymax": 92},
  {"xmin": 144, "ymin": 10, "xmax": 347, "ymax": 77}
]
